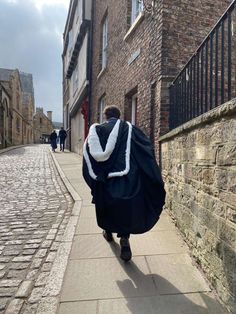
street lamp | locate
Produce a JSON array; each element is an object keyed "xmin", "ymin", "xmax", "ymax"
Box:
[{"xmin": 138, "ymin": 0, "xmax": 157, "ymax": 13}]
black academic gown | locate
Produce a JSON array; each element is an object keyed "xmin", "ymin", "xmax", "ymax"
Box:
[{"xmin": 83, "ymin": 119, "xmax": 166, "ymax": 235}]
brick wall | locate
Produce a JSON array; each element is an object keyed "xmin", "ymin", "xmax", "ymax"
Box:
[
  {"xmin": 160, "ymin": 100, "xmax": 236, "ymax": 312},
  {"xmin": 90, "ymin": 0, "xmax": 231, "ymax": 157},
  {"xmin": 91, "ymin": 0, "xmax": 162, "ymax": 139}
]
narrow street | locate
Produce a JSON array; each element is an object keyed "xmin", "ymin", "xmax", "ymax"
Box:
[{"xmin": 0, "ymin": 145, "xmax": 73, "ymax": 313}]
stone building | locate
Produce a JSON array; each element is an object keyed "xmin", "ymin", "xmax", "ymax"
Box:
[
  {"xmin": 20, "ymin": 72, "xmax": 35, "ymax": 144},
  {"xmin": 62, "ymin": 0, "xmax": 92, "ymax": 154},
  {"xmin": 0, "ymin": 68, "xmax": 35, "ymax": 147},
  {"xmin": 0, "ymin": 83, "xmax": 11, "ymax": 149},
  {"xmin": 33, "ymin": 108, "xmax": 54, "ymax": 143},
  {"xmin": 0, "ymin": 68, "xmax": 24, "ymax": 146}
]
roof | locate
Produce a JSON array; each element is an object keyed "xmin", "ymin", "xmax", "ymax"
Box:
[
  {"xmin": 20, "ymin": 72, "xmax": 34, "ymax": 95},
  {"xmin": 0, "ymin": 68, "xmax": 14, "ymax": 82}
]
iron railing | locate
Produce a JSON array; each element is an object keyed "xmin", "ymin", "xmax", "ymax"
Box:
[{"xmin": 169, "ymin": 0, "xmax": 236, "ymax": 130}]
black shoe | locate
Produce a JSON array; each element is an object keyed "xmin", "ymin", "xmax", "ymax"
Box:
[
  {"xmin": 120, "ymin": 237, "xmax": 132, "ymax": 262},
  {"xmin": 103, "ymin": 230, "xmax": 113, "ymax": 242}
]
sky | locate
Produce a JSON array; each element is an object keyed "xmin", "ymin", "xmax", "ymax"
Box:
[{"xmin": 0, "ymin": 0, "xmax": 70, "ymax": 122}]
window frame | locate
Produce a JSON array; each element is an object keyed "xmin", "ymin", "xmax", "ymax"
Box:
[
  {"xmin": 102, "ymin": 16, "xmax": 108, "ymax": 70},
  {"xmin": 72, "ymin": 64, "xmax": 79, "ymax": 94},
  {"xmin": 99, "ymin": 96, "xmax": 106, "ymax": 124},
  {"xmin": 131, "ymin": 93, "xmax": 137, "ymax": 125},
  {"xmin": 131, "ymin": 0, "xmax": 143, "ymax": 25}
]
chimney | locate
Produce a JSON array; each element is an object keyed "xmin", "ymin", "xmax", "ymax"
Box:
[
  {"xmin": 47, "ymin": 111, "xmax": 52, "ymax": 121},
  {"xmin": 36, "ymin": 107, "xmax": 43, "ymax": 114}
]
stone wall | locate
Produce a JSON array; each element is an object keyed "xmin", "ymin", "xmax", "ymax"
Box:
[{"xmin": 159, "ymin": 100, "xmax": 236, "ymax": 312}]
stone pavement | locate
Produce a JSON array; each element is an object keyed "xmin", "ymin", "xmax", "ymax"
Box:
[
  {"xmin": 53, "ymin": 151, "xmax": 227, "ymax": 314},
  {"xmin": 0, "ymin": 145, "xmax": 73, "ymax": 313}
]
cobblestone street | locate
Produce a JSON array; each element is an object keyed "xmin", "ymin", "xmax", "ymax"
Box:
[{"xmin": 0, "ymin": 145, "xmax": 73, "ymax": 313}]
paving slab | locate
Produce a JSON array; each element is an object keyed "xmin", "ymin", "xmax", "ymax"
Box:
[
  {"xmin": 79, "ymin": 205, "xmax": 96, "ymax": 218},
  {"xmin": 75, "ymin": 217, "xmax": 101, "ymax": 235},
  {"xmin": 59, "ymin": 300, "xmax": 97, "ymax": 314},
  {"xmin": 60, "ymin": 256, "xmax": 156, "ymax": 302},
  {"xmin": 150, "ymin": 213, "xmax": 176, "ymax": 231},
  {"xmin": 98, "ymin": 293, "xmax": 226, "ymax": 314},
  {"xmin": 130, "ymin": 230, "xmax": 189, "ymax": 255},
  {"xmin": 146, "ymin": 254, "xmax": 211, "ymax": 294},
  {"xmin": 70, "ymin": 234, "xmax": 119, "ymax": 259}
]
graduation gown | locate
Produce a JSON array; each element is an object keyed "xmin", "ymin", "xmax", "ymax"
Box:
[{"xmin": 83, "ymin": 119, "xmax": 166, "ymax": 235}]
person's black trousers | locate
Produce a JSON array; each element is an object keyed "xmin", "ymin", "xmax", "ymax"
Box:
[{"xmin": 60, "ymin": 138, "xmax": 65, "ymax": 151}]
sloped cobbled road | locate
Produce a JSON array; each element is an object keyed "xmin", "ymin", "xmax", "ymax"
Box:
[{"xmin": 0, "ymin": 145, "xmax": 73, "ymax": 313}]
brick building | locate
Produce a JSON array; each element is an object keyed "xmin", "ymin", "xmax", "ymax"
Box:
[
  {"xmin": 62, "ymin": 0, "xmax": 92, "ymax": 154},
  {"xmin": 33, "ymin": 108, "xmax": 54, "ymax": 144},
  {"xmin": 90, "ymin": 0, "xmax": 231, "ymax": 158}
]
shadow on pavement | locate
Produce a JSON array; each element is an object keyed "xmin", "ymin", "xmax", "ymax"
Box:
[{"xmin": 109, "ymin": 242, "xmax": 225, "ymax": 314}]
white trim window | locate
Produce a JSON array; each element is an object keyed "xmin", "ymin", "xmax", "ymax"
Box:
[
  {"xmin": 72, "ymin": 64, "xmax": 79, "ymax": 94},
  {"xmin": 131, "ymin": 94, "xmax": 137, "ymax": 125},
  {"xmin": 131, "ymin": 0, "xmax": 143, "ymax": 24},
  {"xmin": 102, "ymin": 16, "xmax": 108, "ymax": 69},
  {"xmin": 99, "ymin": 97, "xmax": 106, "ymax": 123},
  {"xmin": 68, "ymin": 29, "xmax": 73, "ymax": 57},
  {"xmin": 76, "ymin": 0, "xmax": 83, "ymax": 26}
]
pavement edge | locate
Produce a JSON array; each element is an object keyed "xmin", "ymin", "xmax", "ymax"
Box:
[
  {"xmin": 0, "ymin": 145, "xmax": 26, "ymax": 155},
  {"xmin": 36, "ymin": 151, "xmax": 82, "ymax": 314}
]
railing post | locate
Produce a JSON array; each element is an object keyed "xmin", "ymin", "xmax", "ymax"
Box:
[
  {"xmin": 228, "ymin": 10, "xmax": 232, "ymax": 100},
  {"xmin": 221, "ymin": 19, "xmax": 225, "ymax": 104}
]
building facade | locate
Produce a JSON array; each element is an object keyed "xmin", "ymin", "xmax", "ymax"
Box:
[
  {"xmin": 0, "ymin": 83, "xmax": 11, "ymax": 149},
  {"xmin": 0, "ymin": 68, "xmax": 35, "ymax": 148},
  {"xmin": 89, "ymin": 0, "xmax": 231, "ymax": 158},
  {"xmin": 33, "ymin": 108, "xmax": 54, "ymax": 144},
  {"xmin": 0, "ymin": 68, "xmax": 24, "ymax": 146},
  {"xmin": 20, "ymin": 72, "xmax": 35, "ymax": 145},
  {"xmin": 62, "ymin": 0, "xmax": 92, "ymax": 154}
]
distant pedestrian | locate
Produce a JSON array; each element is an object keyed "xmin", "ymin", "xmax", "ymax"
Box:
[
  {"xmin": 59, "ymin": 127, "xmax": 67, "ymax": 152},
  {"xmin": 50, "ymin": 130, "xmax": 57, "ymax": 152},
  {"xmin": 83, "ymin": 105, "xmax": 166, "ymax": 262}
]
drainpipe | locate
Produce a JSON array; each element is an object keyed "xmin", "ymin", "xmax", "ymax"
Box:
[{"xmin": 87, "ymin": 0, "xmax": 95, "ymax": 127}]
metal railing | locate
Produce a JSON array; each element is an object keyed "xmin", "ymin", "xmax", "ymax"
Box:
[{"xmin": 169, "ymin": 0, "xmax": 236, "ymax": 130}]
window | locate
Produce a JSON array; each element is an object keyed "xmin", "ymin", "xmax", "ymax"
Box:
[
  {"xmin": 124, "ymin": 89, "xmax": 138, "ymax": 125},
  {"xmin": 102, "ymin": 16, "xmax": 108, "ymax": 69},
  {"xmin": 68, "ymin": 29, "xmax": 73, "ymax": 57},
  {"xmin": 16, "ymin": 118, "xmax": 20, "ymax": 133},
  {"xmin": 73, "ymin": 64, "xmax": 79, "ymax": 94},
  {"xmin": 66, "ymin": 104, "xmax": 69, "ymax": 129},
  {"xmin": 131, "ymin": 0, "xmax": 143, "ymax": 24},
  {"xmin": 76, "ymin": 0, "xmax": 83, "ymax": 25},
  {"xmin": 131, "ymin": 94, "xmax": 137, "ymax": 125},
  {"xmin": 98, "ymin": 96, "xmax": 106, "ymax": 123}
]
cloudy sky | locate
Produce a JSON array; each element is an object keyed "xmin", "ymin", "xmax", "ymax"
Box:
[{"xmin": 0, "ymin": 0, "xmax": 70, "ymax": 122}]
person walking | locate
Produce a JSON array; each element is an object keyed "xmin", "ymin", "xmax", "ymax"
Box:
[
  {"xmin": 50, "ymin": 130, "xmax": 57, "ymax": 152},
  {"xmin": 59, "ymin": 127, "xmax": 67, "ymax": 152},
  {"xmin": 83, "ymin": 105, "xmax": 166, "ymax": 262}
]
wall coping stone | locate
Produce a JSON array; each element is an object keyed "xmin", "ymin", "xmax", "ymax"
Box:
[{"xmin": 159, "ymin": 99, "xmax": 236, "ymax": 142}]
